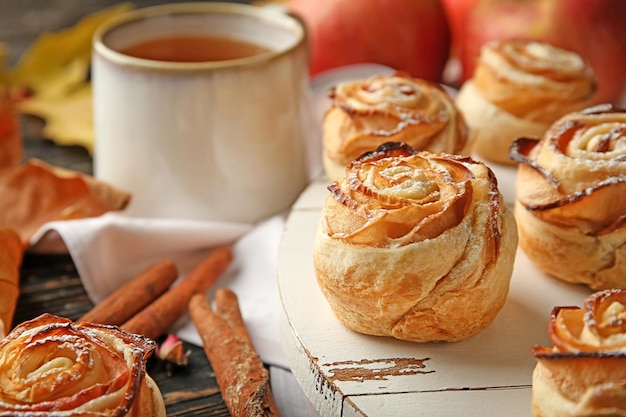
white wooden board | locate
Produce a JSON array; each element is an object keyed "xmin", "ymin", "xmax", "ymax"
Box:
[{"xmin": 277, "ymin": 169, "xmax": 594, "ymax": 417}]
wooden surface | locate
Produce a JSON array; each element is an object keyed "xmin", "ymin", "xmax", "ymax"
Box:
[
  {"xmin": 2, "ymin": 1, "xmax": 258, "ymax": 416},
  {"xmin": 277, "ymin": 176, "xmax": 595, "ymax": 417},
  {"xmin": 15, "ymin": 251, "xmax": 230, "ymax": 416}
]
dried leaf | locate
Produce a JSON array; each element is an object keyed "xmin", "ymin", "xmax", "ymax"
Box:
[
  {"xmin": 7, "ymin": 3, "xmax": 133, "ymax": 152},
  {"xmin": 17, "ymin": 85, "xmax": 93, "ymax": 153},
  {"xmin": 0, "ymin": 228, "xmax": 23, "ymax": 338},
  {"xmin": 0, "ymin": 90, "xmax": 22, "ymax": 173},
  {"xmin": 0, "ymin": 159, "xmax": 130, "ymax": 246},
  {"xmin": 7, "ymin": 3, "xmax": 133, "ymax": 100}
]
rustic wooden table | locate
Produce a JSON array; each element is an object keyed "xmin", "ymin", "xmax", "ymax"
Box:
[{"xmin": 2, "ymin": 1, "xmax": 257, "ymax": 415}]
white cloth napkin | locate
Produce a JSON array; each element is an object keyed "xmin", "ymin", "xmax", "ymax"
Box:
[
  {"xmin": 30, "ymin": 213, "xmax": 323, "ymax": 417},
  {"xmin": 29, "ymin": 213, "xmax": 292, "ymax": 367},
  {"xmin": 29, "ymin": 209, "xmax": 328, "ymax": 417}
]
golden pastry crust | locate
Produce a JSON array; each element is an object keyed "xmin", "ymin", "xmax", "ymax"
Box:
[
  {"xmin": 456, "ymin": 39, "xmax": 596, "ymax": 165},
  {"xmin": 322, "ymin": 72, "xmax": 470, "ymax": 181},
  {"xmin": 314, "ymin": 142, "xmax": 518, "ymax": 342},
  {"xmin": 0, "ymin": 313, "xmax": 166, "ymax": 417},
  {"xmin": 511, "ymin": 104, "xmax": 626, "ymax": 290},
  {"xmin": 531, "ymin": 289, "xmax": 626, "ymax": 417}
]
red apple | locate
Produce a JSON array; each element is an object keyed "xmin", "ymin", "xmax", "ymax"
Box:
[
  {"xmin": 439, "ymin": 0, "xmax": 480, "ymax": 86},
  {"xmin": 459, "ymin": 0, "xmax": 626, "ymax": 105},
  {"xmin": 286, "ymin": 0, "xmax": 451, "ymax": 82},
  {"xmin": 441, "ymin": 0, "xmax": 480, "ymax": 55}
]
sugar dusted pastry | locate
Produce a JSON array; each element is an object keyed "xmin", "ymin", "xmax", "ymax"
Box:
[
  {"xmin": 0, "ymin": 313, "xmax": 166, "ymax": 416},
  {"xmin": 456, "ymin": 39, "xmax": 596, "ymax": 165},
  {"xmin": 531, "ymin": 289, "xmax": 626, "ymax": 417},
  {"xmin": 314, "ymin": 142, "xmax": 518, "ymax": 342},
  {"xmin": 322, "ymin": 72, "xmax": 470, "ymax": 181},
  {"xmin": 510, "ymin": 104, "xmax": 626, "ymax": 290}
]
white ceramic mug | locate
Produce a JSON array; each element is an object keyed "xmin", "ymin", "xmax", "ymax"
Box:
[{"xmin": 92, "ymin": 2, "xmax": 311, "ymax": 223}]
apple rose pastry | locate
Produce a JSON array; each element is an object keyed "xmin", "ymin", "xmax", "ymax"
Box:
[
  {"xmin": 0, "ymin": 314, "xmax": 166, "ymax": 416},
  {"xmin": 456, "ymin": 39, "xmax": 596, "ymax": 165},
  {"xmin": 531, "ymin": 289, "xmax": 626, "ymax": 417},
  {"xmin": 314, "ymin": 142, "xmax": 518, "ymax": 342},
  {"xmin": 510, "ymin": 104, "xmax": 626, "ymax": 290},
  {"xmin": 322, "ymin": 72, "xmax": 470, "ymax": 181}
]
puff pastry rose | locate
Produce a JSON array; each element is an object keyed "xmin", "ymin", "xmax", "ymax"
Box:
[
  {"xmin": 322, "ymin": 72, "xmax": 470, "ymax": 181},
  {"xmin": 314, "ymin": 142, "xmax": 518, "ymax": 342},
  {"xmin": 0, "ymin": 314, "xmax": 165, "ymax": 416},
  {"xmin": 531, "ymin": 289, "xmax": 626, "ymax": 417},
  {"xmin": 456, "ymin": 39, "xmax": 596, "ymax": 165},
  {"xmin": 510, "ymin": 104, "xmax": 626, "ymax": 290}
]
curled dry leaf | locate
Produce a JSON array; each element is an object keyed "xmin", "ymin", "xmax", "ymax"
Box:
[
  {"xmin": 0, "ymin": 158, "xmax": 130, "ymax": 247},
  {"xmin": 0, "ymin": 228, "xmax": 22, "ymax": 339},
  {"xmin": 0, "ymin": 4, "xmax": 133, "ymax": 250},
  {"xmin": 0, "ymin": 89, "xmax": 21, "ymax": 173}
]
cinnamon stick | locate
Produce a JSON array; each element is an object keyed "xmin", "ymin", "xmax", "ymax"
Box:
[
  {"xmin": 79, "ymin": 259, "xmax": 179, "ymax": 325},
  {"xmin": 189, "ymin": 289, "xmax": 280, "ymax": 417},
  {"xmin": 214, "ymin": 287, "xmax": 254, "ymax": 347},
  {"xmin": 122, "ymin": 246, "xmax": 232, "ymax": 340}
]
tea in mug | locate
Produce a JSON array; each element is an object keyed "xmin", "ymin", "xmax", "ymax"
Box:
[{"xmin": 120, "ymin": 35, "xmax": 271, "ymax": 62}]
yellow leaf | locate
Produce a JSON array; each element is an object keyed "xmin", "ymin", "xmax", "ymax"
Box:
[
  {"xmin": 10, "ymin": 3, "xmax": 133, "ymax": 152},
  {"xmin": 8, "ymin": 2, "xmax": 133, "ymax": 100},
  {"xmin": 18, "ymin": 85, "xmax": 95, "ymax": 154}
]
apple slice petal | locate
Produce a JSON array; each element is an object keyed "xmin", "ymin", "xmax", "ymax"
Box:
[
  {"xmin": 546, "ymin": 289, "xmax": 626, "ymax": 353},
  {"xmin": 532, "ymin": 289, "xmax": 626, "ymax": 416}
]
